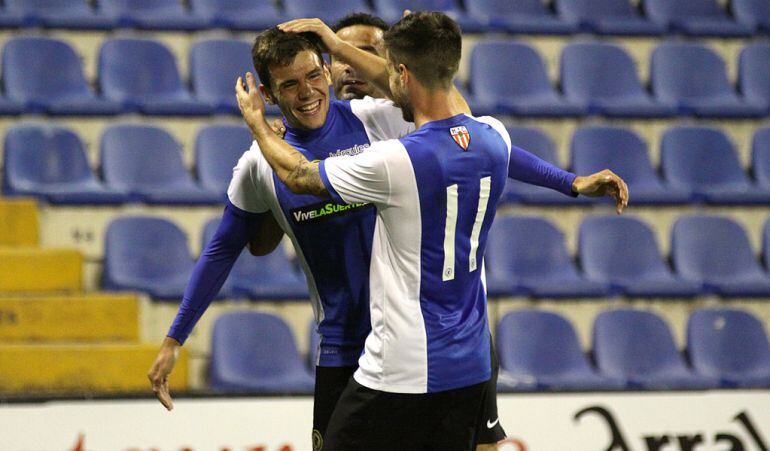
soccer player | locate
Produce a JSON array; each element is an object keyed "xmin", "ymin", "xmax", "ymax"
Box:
[
  {"xmin": 236, "ymin": 12, "xmax": 628, "ymax": 450},
  {"xmin": 329, "ymin": 13, "xmax": 389, "ymax": 101}
]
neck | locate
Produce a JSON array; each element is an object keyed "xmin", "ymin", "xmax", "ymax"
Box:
[{"xmin": 411, "ymin": 84, "xmax": 465, "ymax": 129}]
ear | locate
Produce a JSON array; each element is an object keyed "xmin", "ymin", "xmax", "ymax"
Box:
[
  {"xmin": 398, "ymin": 63, "xmax": 410, "ymax": 87},
  {"xmin": 259, "ymin": 84, "xmax": 276, "ymax": 105},
  {"xmin": 323, "ymin": 62, "xmax": 332, "ymax": 86}
]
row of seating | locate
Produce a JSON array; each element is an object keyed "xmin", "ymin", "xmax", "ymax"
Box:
[
  {"xmin": 487, "ymin": 214, "xmax": 770, "ymax": 298},
  {"xmin": 4, "ymin": 0, "xmax": 770, "ymax": 37},
  {"xmin": 8, "ymin": 121, "xmax": 770, "ymax": 206},
  {"xmin": 208, "ymin": 307, "xmax": 770, "ymax": 393},
  {"xmin": 465, "ymin": 40, "xmax": 770, "ymax": 118},
  {"xmin": 99, "ymin": 214, "xmax": 770, "ymax": 300},
  {"xmin": 7, "ymin": 36, "xmax": 770, "ymax": 118}
]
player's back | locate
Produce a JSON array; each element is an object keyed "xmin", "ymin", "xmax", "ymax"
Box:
[{"xmin": 322, "ymin": 113, "xmax": 511, "ymax": 394}]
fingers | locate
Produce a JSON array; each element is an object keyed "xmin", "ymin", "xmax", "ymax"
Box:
[
  {"xmin": 402, "ymin": 9, "xmax": 412, "ymax": 17},
  {"xmin": 148, "ymin": 368, "xmax": 173, "ymax": 411},
  {"xmin": 278, "ymin": 18, "xmax": 323, "ymax": 33},
  {"xmin": 245, "ymin": 72, "xmax": 258, "ymax": 91}
]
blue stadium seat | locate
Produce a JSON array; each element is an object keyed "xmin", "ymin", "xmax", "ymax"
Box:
[
  {"xmin": 738, "ymin": 43, "xmax": 770, "ymax": 113},
  {"xmin": 643, "ymin": 0, "xmax": 753, "ymax": 36},
  {"xmin": 196, "ymin": 124, "xmax": 252, "ymax": 198},
  {"xmin": 202, "ymin": 218, "xmax": 308, "ymax": 300},
  {"xmin": 555, "ymin": 0, "xmax": 664, "ymax": 35},
  {"xmin": 593, "ymin": 309, "xmax": 717, "ymax": 389},
  {"xmin": 102, "ymin": 216, "xmax": 195, "ymax": 300},
  {"xmin": 2, "ymin": 123, "xmax": 127, "ymax": 205},
  {"xmin": 485, "ymin": 216, "xmax": 610, "ymax": 298},
  {"xmin": 571, "ymin": 126, "xmax": 691, "ymax": 204},
  {"xmin": 651, "ymin": 43, "xmax": 763, "ymax": 118},
  {"xmin": 373, "ymin": 0, "xmax": 483, "ymax": 31},
  {"xmin": 99, "ymin": 38, "xmax": 212, "ymax": 115},
  {"xmin": 5, "ymin": 0, "xmax": 116, "ymax": 29},
  {"xmin": 210, "ymin": 311, "xmax": 315, "ymax": 393},
  {"xmin": 189, "ymin": 39, "xmax": 280, "ymax": 115},
  {"xmin": 560, "ymin": 42, "xmax": 676, "ymax": 118},
  {"xmin": 688, "ymin": 308, "xmax": 770, "ymax": 388},
  {"xmin": 468, "ymin": 41, "xmax": 585, "ymax": 117},
  {"xmin": 496, "ymin": 310, "xmax": 623, "ymax": 391},
  {"xmin": 0, "ymin": 3, "xmax": 24, "ymax": 27},
  {"xmin": 764, "ymin": 218, "xmax": 770, "ymax": 269},
  {"xmin": 732, "ymin": 0, "xmax": 770, "ymax": 33},
  {"xmin": 579, "ymin": 216, "xmax": 701, "ymax": 297},
  {"xmin": 661, "ymin": 126, "xmax": 770, "ymax": 204},
  {"xmin": 752, "ymin": 127, "xmax": 770, "ymax": 191},
  {"xmin": 284, "ymin": 0, "xmax": 371, "ymax": 25},
  {"xmin": 101, "ymin": 124, "xmax": 222, "ymax": 205},
  {"xmin": 100, "ymin": 0, "xmax": 208, "ymax": 30},
  {"xmin": 3, "ymin": 37, "xmax": 122, "ymax": 115},
  {"xmin": 465, "ymin": 0, "xmax": 578, "ymax": 34},
  {"xmin": 502, "ymin": 126, "xmax": 590, "ymax": 205},
  {"xmin": 190, "ymin": 0, "xmax": 285, "ymax": 30},
  {"xmin": 672, "ymin": 215, "xmax": 770, "ymax": 297}
]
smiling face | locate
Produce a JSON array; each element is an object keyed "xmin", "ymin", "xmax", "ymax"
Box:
[
  {"xmin": 331, "ymin": 24, "xmax": 386, "ymax": 100},
  {"xmin": 262, "ymin": 50, "xmax": 332, "ymax": 130}
]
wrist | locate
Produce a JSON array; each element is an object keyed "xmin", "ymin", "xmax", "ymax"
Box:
[{"xmin": 163, "ymin": 336, "xmax": 182, "ymax": 348}]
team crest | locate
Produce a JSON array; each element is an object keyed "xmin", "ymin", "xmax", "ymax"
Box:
[{"xmin": 450, "ymin": 126, "xmax": 471, "ymax": 150}]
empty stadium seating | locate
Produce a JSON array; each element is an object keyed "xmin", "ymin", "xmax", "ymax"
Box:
[
  {"xmin": 555, "ymin": 0, "xmax": 664, "ymax": 35},
  {"xmin": 373, "ymin": 0, "xmax": 483, "ymax": 31},
  {"xmin": 687, "ymin": 308, "xmax": 770, "ymax": 388},
  {"xmin": 651, "ymin": 42, "xmax": 763, "ymax": 118},
  {"xmin": 738, "ymin": 43, "xmax": 770, "ymax": 113},
  {"xmin": 100, "ymin": 0, "xmax": 208, "ymax": 30},
  {"xmin": 560, "ymin": 42, "xmax": 675, "ymax": 117},
  {"xmin": 672, "ymin": 216, "xmax": 770, "ymax": 297},
  {"xmin": 4, "ymin": 0, "xmax": 116, "ymax": 29},
  {"xmin": 102, "ymin": 216, "xmax": 196, "ymax": 300},
  {"xmin": 468, "ymin": 41, "xmax": 585, "ymax": 117},
  {"xmin": 592, "ymin": 309, "xmax": 717, "ymax": 389},
  {"xmin": 496, "ymin": 310, "xmax": 623, "ymax": 391},
  {"xmin": 465, "ymin": 0, "xmax": 577, "ymax": 34},
  {"xmin": 189, "ymin": 0, "xmax": 286, "ymax": 30},
  {"xmin": 643, "ymin": 0, "xmax": 753, "ymax": 36},
  {"xmin": 99, "ymin": 38, "xmax": 212, "ymax": 115},
  {"xmin": 100, "ymin": 124, "xmax": 221, "ymax": 204},
  {"xmin": 579, "ymin": 216, "xmax": 700, "ymax": 297},
  {"xmin": 202, "ymin": 218, "xmax": 308, "ymax": 300},
  {"xmin": 661, "ymin": 126, "xmax": 770, "ymax": 204},
  {"xmin": 3, "ymin": 123, "xmax": 127, "ymax": 204},
  {"xmin": 570, "ymin": 126, "xmax": 690, "ymax": 204},
  {"xmin": 209, "ymin": 311, "xmax": 314, "ymax": 393},
  {"xmin": 732, "ymin": 0, "xmax": 770, "ymax": 33},
  {"xmin": 2, "ymin": 37, "xmax": 121, "ymax": 115},
  {"xmin": 195, "ymin": 124, "xmax": 253, "ymax": 198},
  {"xmin": 485, "ymin": 216, "xmax": 609, "ymax": 298},
  {"xmin": 286, "ymin": 0, "xmax": 372, "ymax": 26}
]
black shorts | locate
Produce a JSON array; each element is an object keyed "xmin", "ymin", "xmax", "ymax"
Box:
[
  {"xmin": 312, "ymin": 341, "xmax": 506, "ymax": 449},
  {"xmin": 312, "ymin": 365, "xmax": 358, "ymax": 451},
  {"xmin": 476, "ymin": 341, "xmax": 507, "ymax": 444},
  {"xmin": 323, "ymin": 378, "xmax": 489, "ymax": 451}
]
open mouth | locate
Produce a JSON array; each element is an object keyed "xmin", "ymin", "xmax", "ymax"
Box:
[
  {"xmin": 296, "ymin": 99, "xmax": 322, "ymax": 115},
  {"xmin": 342, "ymin": 79, "xmax": 366, "ymax": 87}
]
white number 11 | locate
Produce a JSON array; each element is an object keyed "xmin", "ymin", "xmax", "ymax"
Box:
[{"xmin": 443, "ymin": 176, "xmax": 492, "ymax": 281}]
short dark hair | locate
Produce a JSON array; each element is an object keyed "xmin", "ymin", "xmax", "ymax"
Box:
[
  {"xmin": 332, "ymin": 12, "xmax": 389, "ymax": 33},
  {"xmin": 251, "ymin": 27, "xmax": 325, "ymax": 93},
  {"xmin": 384, "ymin": 11, "xmax": 461, "ymax": 89}
]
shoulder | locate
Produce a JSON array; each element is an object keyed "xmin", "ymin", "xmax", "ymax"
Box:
[
  {"xmin": 349, "ymin": 96, "xmax": 399, "ymax": 115},
  {"xmin": 468, "ymin": 115, "xmax": 511, "ymax": 149}
]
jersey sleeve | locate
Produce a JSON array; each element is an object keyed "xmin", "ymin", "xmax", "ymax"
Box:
[
  {"xmin": 350, "ymin": 96, "xmax": 415, "ymax": 141},
  {"xmin": 318, "ymin": 138, "xmax": 407, "ymax": 206},
  {"xmin": 226, "ymin": 141, "xmax": 271, "ymax": 213}
]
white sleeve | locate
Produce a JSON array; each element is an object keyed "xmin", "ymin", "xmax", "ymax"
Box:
[
  {"xmin": 319, "ymin": 139, "xmax": 408, "ymax": 206},
  {"xmin": 350, "ymin": 96, "xmax": 415, "ymax": 141},
  {"xmin": 474, "ymin": 115, "xmax": 512, "ymax": 156},
  {"xmin": 226, "ymin": 141, "xmax": 270, "ymax": 213}
]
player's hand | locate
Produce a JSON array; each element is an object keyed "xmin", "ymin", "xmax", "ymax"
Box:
[
  {"xmin": 235, "ymin": 72, "xmax": 268, "ymax": 135},
  {"xmin": 572, "ymin": 169, "xmax": 629, "ymax": 214},
  {"xmin": 270, "ymin": 118, "xmax": 286, "ymax": 138},
  {"xmin": 148, "ymin": 337, "xmax": 181, "ymax": 411},
  {"xmin": 278, "ymin": 19, "xmax": 343, "ymax": 55}
]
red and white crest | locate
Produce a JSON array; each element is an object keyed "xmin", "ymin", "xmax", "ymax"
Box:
[{"xmin": 450, "ymin": 126, "xmax": 471, "ymax": 150}]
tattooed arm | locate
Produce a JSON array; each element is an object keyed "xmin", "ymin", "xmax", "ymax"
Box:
[{"xmin": 235, "ymin": 72, "xmax": 327, "ymax": 196}]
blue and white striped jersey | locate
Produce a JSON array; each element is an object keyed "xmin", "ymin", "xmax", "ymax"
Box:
[
  {"xmin": 227, "ymin": 97, "xmax": 413, "ymax": 367},
  {"xmin": 319, "ymin": 114, "xmax": 512, "ymax": 393}
]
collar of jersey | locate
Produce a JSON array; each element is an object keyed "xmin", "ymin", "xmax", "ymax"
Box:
[{"xmin": 283, "ymin": 99, "xmax": 339, "ymax": 141}]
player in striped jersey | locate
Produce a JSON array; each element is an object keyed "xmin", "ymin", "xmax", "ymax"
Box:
[{"xmin": 236, "ymin": 11, "xmax": 627, "ymax": 450}]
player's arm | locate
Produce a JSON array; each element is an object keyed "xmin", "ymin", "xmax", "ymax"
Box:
[
  {"xmin": 247, "ymin": 210, "xmax": 284, "ymax": 256},
  {"xmin": 236, "ymin": 72, "xmax": 327, "ymax": 196},
  {"xmin": 278, "ymin": 18, "xmax": 471, "ymax": 114},
  {"xmin": 148, "ymin": 201, "xmax": 257, "ymax": 410}
]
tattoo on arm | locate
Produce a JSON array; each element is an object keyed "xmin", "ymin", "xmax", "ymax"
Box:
[{"xmin": 287, "ymin": 158, "xmax": 328, "ymax": 197}]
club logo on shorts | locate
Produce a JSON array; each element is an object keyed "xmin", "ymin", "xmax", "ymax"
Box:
[
  {"xmin": 312, "ymin": 429, "xmax": 323, "ymax": 451},
  {"xmin": 450, "ymin": 126, "xmax": 471, "ymax": 150}
]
